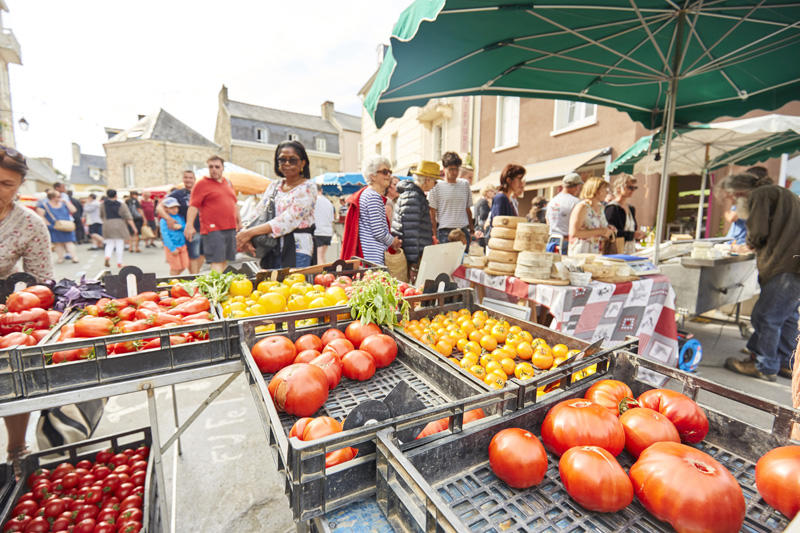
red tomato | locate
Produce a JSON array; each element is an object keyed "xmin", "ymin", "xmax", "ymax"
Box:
[
  {"xmin": 12, "ymin": 499, "xmax": 38, "ymax": 517},
  {"xmin": 109, "ymin": 453, "xmax": 129, "ymax": 468},
  {"xmin": 129, "ymin": 460, "xmax": 147, "ymax": 473},
  {"xmin": 91, "ymin": 464, "xmax": 111, "ymax": 480},
  {"xmin": 294, "ymin": 349, "xmax": 321, "ymax": 364},
  {"xmin": 101, "ymin": 474, "xmax": 121, "ymax": 495},
  {"xmin": 295, "ymin": 334, "xmax": 323, "ymax": 353},
  {"xmin": 50, "ymin": 516, "xmax": 71, "ymax": 532},
  {"xmin": 51, "ymin": 462, "xmax": 75, "ymax": 480},
  {"xmin": 73, "ymin": 316, "xmax": 115, "ymax": 338},
  {"xmin": 73, "ymin": 518, "xmax": 96, "ymax": 533},
  {"xmin": 637, "ymin": 389, "xmax": 709, "ymax": 443},
  {"xmin": 46, "ymin": 310, "xmax": 62, "ymax": 326},
  {"xmin": 359, "ymin": 334, "xmax": 397, "ymax": 368},
  {"xmin": 309, "ymin": 352, "xmax": 343, "ymax": 390},
  {"xmin": 95, "ymin": 449, "xmax": 113, "ymax": 464},
  {"xmin": 119, "ymin": 494, "xmax": 142, "ymax": 511},
  {"xmin": 135, "ymin": 446, "xmax": 149, "ymax": 458},
  {"xmin": 540, "ymin": 398, "xmax": 625, "ymax": 456},
  {"xmin": 320, "ymin": 328, "xmax": 346, "ymax": 346},
  {"xmin": 6, "ymin": 291, "xmax": 41, "ymax": 312},
  {"xmin": 96, "ymin": 507, "xmax": 118, "ymax": 523},
  {"xmin": 289, "ymin": 417, "xmax": 314, "ymax": 440},
  {"xmin": 341, "ymin": 350, "xmax": 376, "ymax": 381},
  {"xmin": 302, "ymin": 416, "xmax": 342, "ymax": 441},
  {"xmin": 21, "ymin": 516, "xmax": 49, "ymax": 532},
  {"xmin": 43, "ymin": 497, "xmax": 66, "ymax": 517},
  {"xmin": 325, "ymin": 447, "xmax": 357, "ymax": 468},
  {"xmin": 416, "ymin": 409, "xmax": 486, "ymax": 439},
  {"xmin": 630, "ymin": 442, "xmax": 744, "ymax": 532},
  {"xmin": 117, "ymin": 507, "xmax": 143, "ymax": 525},
  {"xmin": 27, "ymin": 468, "xmax": 51, "ymax": 488},
  {"xmin": 118, "ymin": 521, "xmax": 142, "ymax": 533},
  {"xmin": 619, "ymin": 407, "xmax": 680, "ymax": 457},
  {"xmin": 267, "ymin": 363, "xmax": 329, "ymax": 417},
  {"xmin": 584, "ymin": 379, "xmax": 633, "ymax": 416},
  {"xmin": 93, "ymin": 524, "xmax": 116, "ymax": 533},
  {"xmin": 488, "ymin": 428, "xmax": 547, "ymax": 489},
  {"xmin": 323, "ymin": 338, "xmax": 355, "ymax": 358},
  {"xmin": 755, "ymin": 445, "xmax": 800, "ymax": 519},
  {"xmin": 344, "ymin": 320, "xmax": 382, "ymax": 348},
  {"xmin": 115, "ymin": 482, "xmax": 135, "ymax": 500},
  {"xmin": 559, "ymin": 446, "xmax": 633, "ymax": 512},
  {"xmin": 0, "ymin": 331, "xmax": 37, "ymax": 349},
  {"xmin": 22, "ymin": 285, "xmax": 54, "ymax": 309},
  {"xmin": 130, "ymin": 470, "xmax": 146, "ymax": 487},
  {"xmin": 251, "ymin": 336, "xmax": 297, "ymax": 373}
]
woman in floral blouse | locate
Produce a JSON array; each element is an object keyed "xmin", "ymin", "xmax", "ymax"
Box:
[
  {"xmin": 237, "ymin": 140, "xmax": 316, "ymax": 268},
  {"xmin": 0, "ymin": 144, "xmax": 54, "ymax": 477}
]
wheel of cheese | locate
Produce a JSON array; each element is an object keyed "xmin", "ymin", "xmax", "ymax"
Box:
[
  {"xmin": 486, "ymin": 261, "xmax": 517, "ymax": 275},
  {"xmin": 517, "ymin": 251, "xmax": 556, "ymax": 267},
  {"xmin": 515, "ymin": 264, "xmax": 552, "ymax": 279},
  {"xmin": 490, "ymin": 227, "xmax": 516, "ymax": 239},
  {"xmin": 486, "ymin": 249, "xmax": 518, "ymax": 264},
  {"xmin": 492, "ymin": 216, "xmax": 527, "ymax": 229},
  {"xmin": 487, "ymin": 237, "xmax": 516, "ymax": 251}
]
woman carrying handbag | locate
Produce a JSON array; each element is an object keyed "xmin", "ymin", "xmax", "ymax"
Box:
[{"xmin": 37, "ymin": 190, "xmax": 79, "ymax": 264}]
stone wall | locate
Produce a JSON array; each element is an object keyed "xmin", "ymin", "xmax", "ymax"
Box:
[{"xmin": 105, "ymin": 140, "xmax": 221, "ymax": 190}]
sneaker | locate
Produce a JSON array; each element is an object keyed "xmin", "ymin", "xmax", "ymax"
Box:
[
  {"xmin": 779, "ymin": 367, "xmax": 793, "ymax": 379},
  {"xmin": 7, "ymin": 446, "xmax": 30, "ymax": 480},
  {"xmin": 724, "ymin": 357, "xmax": 777, "ymax": 382}
]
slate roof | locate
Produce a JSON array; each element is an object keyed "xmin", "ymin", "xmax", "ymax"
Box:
[
  {"xmin": 334, "ymin": 111, "xmax": 361, "ymax": 132},
  {"xmin": 106, "ymin": 109, "xmax": 218, "ymax": 148},
  {"xmin": 26, "ymin": 158, "xmax": 60, "ymax": 185},
  {"xmin": 227, "ymin": 100, "xmax": 338, "ymax": 134},
  {"xmin": 69, "ymin": 153, "xmax": 107, "ymax": 186}
]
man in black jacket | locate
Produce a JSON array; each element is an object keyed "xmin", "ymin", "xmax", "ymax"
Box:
[{"xmin": 391, "ymin": 162, "xmax": 439, "ymax": 275}]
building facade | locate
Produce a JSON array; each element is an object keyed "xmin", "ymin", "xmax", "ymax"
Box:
[
  {"xmin": 0, "ymin": 1, "xmax": 21, "ymax": 148},
  {"xmin": 67, "ymin": 143, "xmax": 106, "ymax": 194},
  {"xmin": 214, "ymin": 86, "xmax": 361, "ymax": 177},
  {"xmin": 104, "ymin": 109, "xmax": 221, "ymax": 190}
]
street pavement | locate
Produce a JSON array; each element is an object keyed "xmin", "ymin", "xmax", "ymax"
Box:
[{"xmin": 1, "ymin": 240, "xmax": 794, "ymax": 531}]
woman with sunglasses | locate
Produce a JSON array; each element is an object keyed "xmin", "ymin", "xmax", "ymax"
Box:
[
  {"xmin": 237, "ymin": 140, "xmax": 316, "ymax": 268},
  {"xmin": 0, "ymin": 144, "xmax": 54, "ymax": 476},
  {"xmin": 605, "ymin": 174, "xmax": 646, "ymax": 254}
]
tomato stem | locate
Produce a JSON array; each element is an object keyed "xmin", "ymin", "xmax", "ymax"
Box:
[{"xmin": 618, "ymin": 397, "xmax": 639, "ymax": 414}]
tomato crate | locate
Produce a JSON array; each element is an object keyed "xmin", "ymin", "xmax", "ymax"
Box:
[
  {"xmin": 374, "ymin": 350, "xmax": 800, "ymax": 533},
  {"xmin": 0, "ymin": 307, "xmax": 229, "ymax": 402},
  {"xmin": 400, "ymin": 289, "xmax": 615, "ymax": 407},
  {"xmin": 239, "ymin": 306, "xmax": 518, "ymax": 523},
  {"xmin": 0, "ymin": 427, "xmax": 161, "ymax": 532}
]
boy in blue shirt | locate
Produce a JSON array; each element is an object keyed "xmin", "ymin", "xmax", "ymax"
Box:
[{"xmin": 159, "ymin": 197, "xmax": 189, "ymax": 275}]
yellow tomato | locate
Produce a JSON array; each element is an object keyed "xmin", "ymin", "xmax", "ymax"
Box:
[
  {"xmin": 287, "ymin": 294, "xmax": 309, "ymax": 312},
  {"xmin": 518, "ymin": 330, "xmax": 534, "ymax": 343},
  {"xmin": 469, "ymin": 365, "xmax": 487, "ymax": 379},
  {"xmin": 256, "ymin": 280, "xmax": 277, "ymax": 293},
  {"xmin": 248, "ymin": 290, "xmax": 263, "ymax": 302},
  {"xmin": 479, "ymin": 334, "xmax": 497, "ymax": 352},
  {"xmin": 484, "ymin": 371, "xmax": 507, "ymax": 389},
  {"xmin": 259, "ymin": 293, "xmax": 286, "ymax": 314},
  {"xmin": 254, "ymin": 324, "xmax": 276, "ymax": 333},
  {"xmin": 230, "ymin": 310, "xmax": 248, "ymax": 319},
  {"xmin": 485, "ymin": 360, "xmax": 504, "ymax": 377},
  {"xmin": 230, "ymin": 295, "xmax": 246, "ymax": 303},
  {"xmin": 460, "ymin": 355, "xmax": 478, "ymax": 370},
  {"xmin": 514, "ymin": 362, "xmax": 535, "ymax": 380},
  {"xmin": 463, "ymin": 341, "xmax": 481, "ymax": 355},
  {"xmin": 500, "ymin": 357, "xmax": 516, "ymax": 376},
  {"xmin": 229, "ymin": 279, "xmax": 253, "ymax": 297},
  {"xmin": 248, "ymin": 303, "xmax": 268, "ymax": 316},
  {"xmin": 290, "ymin": 283, "xmax": 313, "ymax": 296},
  {"xmin": 308, "ymin": 297, "xmax": 328, "ymax": 309},
  {"xmin": 552, "ymin": 344, "xmax": 569, "ymax": 359},
  {"xmin": 456, "ymin": 338, "xmax": 469, "ymax": 353},
  {"xmin": 285, "ymin": 273, "xmax": 306, "ymax": 285},
  {"xmin": 516, "ymin": 341, "xmax": 533, "ymax": 360},
  {"xmin": 508, "ymin": 325, "xmax": 522, "ymax": 334},
  {"xmin": 221, "ymin": 304, "xmax": 232, "ymax": 316},
  {"xmin": 325, "ymin": 286, "xmax": 347, "ymax": 301},
  {"xmin": 228, "ymin": 301, "xmax": 247, "ymax": 313},
  {"xmin": 269, "ymin": 284, "xmax": 291, "ymax": 299}
]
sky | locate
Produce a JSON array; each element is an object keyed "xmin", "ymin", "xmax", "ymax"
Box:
[{"xmin": 5, "ymin": 0, "xmax": 408, "ymax": 173}]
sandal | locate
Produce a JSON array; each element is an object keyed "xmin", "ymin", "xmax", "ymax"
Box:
[{"xmin": 7, "ymin": 445, "xmax": 30, "ymax": 480}]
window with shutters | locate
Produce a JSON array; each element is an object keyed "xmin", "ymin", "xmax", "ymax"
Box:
[{"xmin": 494, "ymin": 96, "xmax": 519, "ymax": 150}]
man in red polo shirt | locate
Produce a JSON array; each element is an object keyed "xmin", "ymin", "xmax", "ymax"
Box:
[{"xmin": 185, "ymin": 155, "xmax": 240, "ymax": 272}]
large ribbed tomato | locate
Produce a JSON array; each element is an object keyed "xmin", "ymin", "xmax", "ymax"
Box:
[
  {"xmin": 559, "ymin": 446, "xmax": 633, "ymax": 512},
  {"xmin": 267, "ymin": 363, "xmax": 329, "ymax": 417},
  {"xmin": 309, "ymin": 352, "xmax": 343, "ymax": 390},
  {"xmin": 618, "ymin": 407, "xmax": 680, "ymax": 457},
  {"xmin": 540, "ymin": 398, "xmax": 625, "ymax": 456},
  {"xmin": 302, "ymin": 416, "xmax": 342, "ymax": 440},
  {"xmin": 755, "ymin": 445, "xmax": 800, "ymax": 519},
  {"xmin": 584, "ymin": 379, "xmax": 633, "ymax": 416},
  {"xmin": 637, "ymin": 389, "xmax": 708, "ymax": 443},
  {"xmin": 629, "ymin": 441, "xmax": 745, "ymax": 533},
  {"xmin": 488, "ymin": 428, "xmax": 547, "ymax": 489},
  {"xmin": 416, "ymin": 409, "xmax": 486, "ymax": 439},
  {"xmin": 289, "ymin": 417, "xmax": 313, "ymax": 440}
]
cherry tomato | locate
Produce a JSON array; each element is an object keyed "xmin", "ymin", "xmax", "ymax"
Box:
[
  {"xmin": 130, "ymin": 470, "xmax": 146, "ymax": 487},
  {"xmin": 115, "ymin": 482, "xmax": 135, "ymax": 500},
  {"xmin": 75, "ymin": 460, "xmax": 92, "ymax": 470},
  {"xmin": 117, "ymin": 507, "xmax": 143, "ymax": 525},
  {"xmin": 559, "ymin": 446, "xmax": 633, "ymax": 512},
  {"xmin": 43, "ymin": 497, "xmax": 66, "ymax": 518},
  {"xmin": 2, "ymin": 514, "xmax": 30, "ymax": 532},
  {"xmin": 75, "ymin": 504, "xmax": 99, "ymax": 521},
  {"xmin": 109, "ymin": 453, "xmax": 129, "ymax": 468},
  {"xmin": 96, "ymin": 507, "xmax": 118, "ymax": 524},
  {"xmin": 73, "ymin": 518, "xmax": 96, "ymax": 533},
  {"xmin": 118, "ymin": 494, "xmax": 142, "ymax": 511},
  {"xmin": 95, "ymin": 449, "xmax": 113, "ymax": 464},
  {"xmin": 27, "ymin": 469, "xmax": 51, "ymax": 489},
  {"xmin": 22, "ymin": 516, "xmax": 49, "ymax": 533},
  {"xmin": 118, "ymin": 521, "xmax": 142, "ymax": 533},
  {"xmin": 11, "ymin": 500, "xmax": 38, "ymax": 517},
  {"xmin": 91, "ymin": 465, "xmax": 111, "ymax": 480},
  {"xmin": 135, "ymin": 446, "xmax": 149, "ymax": 458},
  {"xmin": 101, "ymin": 474, "xmax": 121, "ymax": 495},
  {"xmin": 488, "ymin": 428, "xmax": 548, "ymax": 489},
  {"xmin": 51, "ymin": 462, "xmax": 75, "ymax": 480},
  {"xmin": 129, "ymin": 460, "xmax": 147, "ymax": 473}
]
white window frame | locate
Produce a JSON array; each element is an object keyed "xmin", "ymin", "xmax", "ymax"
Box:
[
  {"xmin": 288, "ymin": 133, "xmax": 299, "ymax": 142},
  {"xmin": 551, "ymin": 100, "xmax": 598, "ymax": 136},
  {"xmin": 432, "ymin": 123, "xmax": 444, "ymax": 162},
  {"xmin": 315, "ymin": 137, "xmax": 327, "ymax": 152},
  {"xmin": 390, "ymin": 133, "xmax": 398, "ymax": 166},
  {"xmin": 123, "ymin": 164, "xmax": 135, "ymax": 188},
  {"xmin": 255, "ymin": 160, "xmax": 270, "ymax": 177},
  {"xmin": 375, "ymin": 142, "xmax": 382, "ymax": 156},
  {"xmin": 494, "ymin": 96, "xmax": 520, "ymax": 152},
  {"xmin": 256, "ymin": 128, "xmax": 268, "ymax": 143}
]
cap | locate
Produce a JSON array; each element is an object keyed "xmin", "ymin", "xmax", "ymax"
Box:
[
  {"xmin": 162, "ymin": 197, "xmax": 179, "ymax": 208},
  {"xmin": 562, "ymin": 172, "xmax": 583, "ymax": 187}
]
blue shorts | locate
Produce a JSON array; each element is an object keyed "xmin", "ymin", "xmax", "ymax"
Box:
[{"xmin": 187, "ymin": 233, "xmax": 203, "ymax": 259}]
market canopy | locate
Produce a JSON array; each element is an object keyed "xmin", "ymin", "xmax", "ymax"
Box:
[
  {"xmin": 609, "ymin": 114, "xmax": 800, "ymax": 175},
  {"xmin": 314, "ymin": 172, "xmax": 411, "ymax": 196},
  {"xmin": 195, "ymin": 162, "xmax": 271, "ymax": 195}
]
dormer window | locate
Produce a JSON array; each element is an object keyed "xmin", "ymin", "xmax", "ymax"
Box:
[
  {"xmin": 256, "ymin": 128, "xmax": 268, "ymax": 143},
  {"xmin": 315, "ymin": 138, "xmax": 326, "ymax": 152},
  {"xmin": 288, "ymin": 133, "xmax": 299, "ymax": 142}
]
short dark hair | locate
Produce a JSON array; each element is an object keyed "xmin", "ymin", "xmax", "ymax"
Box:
[
  {"xmin": 0, "ymin": 144, "xmax": 28, "ymax": 177},
  {"xmin": 54, "ymin": 182, "xmax": 65, "ymax": 189},
  {"xmin": 106, "ymin": 189, "xmax": 117, "ymax": 198},
  {"xmin": 207, "ymin": 155, "xmax": 225, "ymax": 166},
  {"xmin": 499, "ymin": 164, "xmax": 526, "ymax": 193},
  {"xmin": 442, "ymin": 152, "xmax": 462, "ymax": 168},
  {"xmin": 89, "ymin": 193, "xmax": 96, "ymax": 199},
  {"xmin": 274, "ymin": 140, "xmax": 311, "ymax": 179},
  {"xmin": 745, "ymin": 166, "xmax": 768, "ymax": 180}
]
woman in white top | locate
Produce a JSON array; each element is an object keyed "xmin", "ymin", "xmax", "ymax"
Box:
[{"xmin": 568, "ymin": 177, "xmax": 616, "ymax": 255}]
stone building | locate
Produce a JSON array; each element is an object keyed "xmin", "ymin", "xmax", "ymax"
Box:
[
  {"xmin": 0, "ymin": 1, "xmax": 21, "ymax": 147},
  {"xmin": 67, "ymin": 143, "xmax": 106, "ymax": 194},
  {"xmin": 214, "ymin": 86, "xmax": 361, "ymax": 178},
  {"xmin": 104, "ymin": 109, "xmax": 221, "ymax": 190}
]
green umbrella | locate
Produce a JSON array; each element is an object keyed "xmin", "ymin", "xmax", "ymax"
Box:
[{"xmin": 364, "ymin": 0, "xmax": 800, "ymax": 262}]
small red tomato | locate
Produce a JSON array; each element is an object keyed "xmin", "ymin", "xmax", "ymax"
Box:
[
  {"xmin": 488, "ymin": 428, "xmax": 548, "ymax": 489},
  {"xmin": 73, "ymin": 518, "xmax": 96, "ymax": 533},
  {"xmin": 109, "ymin": 453, "xmax": 129, "ymax": 468},
  {"xmin": 115, "ymin": 482, "xmax": 135, "ymax": 500},
  {"xmin": 95, "ymin": 449, "xmax": 113, "ymax": 464},
  {"xmin": 294, "ymin": 334, "xmax": 323, "ymax": 353},
  {"xmin": 119, "ymin": 494, "xmax": 142, "ymax": 511},
  {"xmin": 341, "ymin": 350, "xmax": 375, "ymax": 381},
  {"xmin": 130, "ymin": 470, "xmax": 146, "ymax": 487},
  {"xmin": 320, "ymin": 328, "xmax": 347, "ymax": 345},
  {"xmin": 76, "ymin": 460, "xmax": 92, "ymax": 470},
  {"xmin": 117, "ymin": 507, "xmax": 143, "ymax": 525}
]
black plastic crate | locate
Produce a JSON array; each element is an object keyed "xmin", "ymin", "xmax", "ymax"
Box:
[
  {"xmin": 375, "ymin": 351, "xmax": 800, "ymax": 533},
  {"xmin": 239, "ymin": 306, "xmax": 513, "ymax": 523},
  {"xmin": 0, "ymin": 427, "xmax": 161, "ymax": 532}
]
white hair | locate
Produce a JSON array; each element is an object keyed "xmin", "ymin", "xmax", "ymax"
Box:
[{"xmin": 362, "ymin": 155, "xmax": 391, "ymax": 185}]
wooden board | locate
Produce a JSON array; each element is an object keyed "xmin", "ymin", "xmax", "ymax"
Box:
[
  {"xmin": 518, "ymin": 277, "xmax": 570, "ymax": 286},
  {"xmin": 593, "ymin": 275, "xmax": 640, "ymax": 283}
]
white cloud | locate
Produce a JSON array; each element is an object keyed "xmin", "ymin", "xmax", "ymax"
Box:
[{"xmin": 5, "ymin": 0, "xmax": 407, "ymax": 172}]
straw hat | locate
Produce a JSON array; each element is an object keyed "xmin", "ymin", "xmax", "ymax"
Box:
[{"xmin": 411, "ymin": 160, "xmax": 442, "ymax": 180}]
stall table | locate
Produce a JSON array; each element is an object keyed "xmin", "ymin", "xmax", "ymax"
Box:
[{"xmin": 453, "ymin": 266, "xmax": 679, "ymax": 369}]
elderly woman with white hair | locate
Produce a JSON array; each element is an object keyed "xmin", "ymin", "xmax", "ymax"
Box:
[{"xmin": 340, "ymin": 155, "xmax": 401, "ymax": 265}]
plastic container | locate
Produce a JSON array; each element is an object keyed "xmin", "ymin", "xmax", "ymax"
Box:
[{"xmin": 375, "ymin": 351, "xmax": 799, "ymax": 533}]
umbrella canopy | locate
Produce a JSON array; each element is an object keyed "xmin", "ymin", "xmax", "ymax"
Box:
[
  {"xmin": 194, "ymin": 162, "xmax": 272, "ymax": 195},
  {"xmin": 609, "ymin": 114, "xmax": 800, "ymax": 175},
  {"xmin": 313, "ymin": 172, "xmax": 411, "ymax": 196},
  {"xmin": 364, "ymin": 0, "xmax": 800, "ymax": 262}
]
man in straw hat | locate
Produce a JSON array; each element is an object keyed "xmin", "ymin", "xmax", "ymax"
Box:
[
  {"xmin": 545, "ymin": 172, "xmax": 583, "ymax": 254},
  {"xmin": 429, "ymin": 152, "xmax": 474, "ymax": 245},
  {"xmin": 391, "ymin": 160, "xmax": 438, "ymax": 274}
]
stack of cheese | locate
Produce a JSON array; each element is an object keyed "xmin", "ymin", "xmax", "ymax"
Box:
[
  {"xmin": 486, "ymin": 216, "xmax": 526, "ymax": 276},
  {"xmin": 513, "ymin": 223, "xmax": 549, "ymax": 253},
  {"xmin": 515, "ymin": 251, "xmax": 557, "ymax": 281},
  {"xmin": 463, "ymin": 242, "xmax": 488, "ymax": 268}
]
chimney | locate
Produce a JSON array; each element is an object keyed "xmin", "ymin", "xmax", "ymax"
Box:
[
  {"xmin": 321, "ymin": 101, "xmax": 334, "ymax": 121},
  {"xmin": 39, "ymin": 157, "xmax": 54, "ymax": 169},
  {"xmin": 71, "ymin": 143, "xmax": 81, "ymax": 167},
  {"xmin": 137, "ymin": 114, "xmax": 145, "ymax": 121},
  {"xmin": 219, "ymin": 84, "xmax": 229, "ymax": 105}
]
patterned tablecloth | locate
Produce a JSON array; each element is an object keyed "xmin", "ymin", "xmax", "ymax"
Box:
[{"xmin": 453, "ymin": 266, "xmax": 679, "ymax": 368}]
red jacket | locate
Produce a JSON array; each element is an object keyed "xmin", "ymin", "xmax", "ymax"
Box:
[{"xmin": 340, "ymin": 187, "xmax": 367, "ymax": 261}]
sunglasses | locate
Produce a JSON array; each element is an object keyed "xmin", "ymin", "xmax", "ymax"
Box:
[
  {"xmin": 626, "ymin": 185, "xmax": 638, "ymax": 191},
  {"xmin": 375, "ymin": 168, "xmax": 392, "ymax": 176},
  {"xmin": 277, "ymin": 157, "xmax": 301, "ymax": 165},
  {"xmin": 0, "ymin": 145, "xmax": 26, "ymax": 171}
]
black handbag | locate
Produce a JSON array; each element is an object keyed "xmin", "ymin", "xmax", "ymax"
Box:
[{"xmin": 248, "ymin": 185, "xmax": 280, "ymax": 258}]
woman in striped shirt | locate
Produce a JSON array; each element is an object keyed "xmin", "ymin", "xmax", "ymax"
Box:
[{"xmin": 358, "ymin": 156, "xmax": 401, "ymax": 265}]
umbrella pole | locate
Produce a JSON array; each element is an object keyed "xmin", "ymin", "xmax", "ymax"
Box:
[
  {"xmin": 695, "ymin": 144, "xmax": 710, "ymax": 239},
  {"xmin": 653, "ymin": 79, "xmax": 678, "ymax": 265}
]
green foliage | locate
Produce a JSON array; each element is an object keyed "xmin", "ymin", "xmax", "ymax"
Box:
[{"xmin": 347, "ymin": 270, "xmax": 409, "ymax": 329}]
